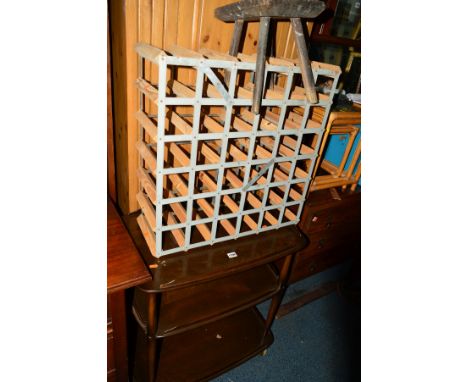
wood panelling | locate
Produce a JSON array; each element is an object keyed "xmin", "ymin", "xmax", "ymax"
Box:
[
  {"xmin": 109, "ymin": 0, "xmax": 315, "ymax": 213},
  {"xmin": 109, "ymin": 0, "xmax": 137, "ymax": 214},
  {"xmin": 108, "ymin": 18, "xmax": 116, "ymax": 202}
]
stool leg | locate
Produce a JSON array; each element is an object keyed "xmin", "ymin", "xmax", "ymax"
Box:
[
  {"xmin": 291, "ymin": 17, "xmax": 318, "ymax": 104},
  {"xmin": 225, "ymin": 19, "xmax": 245, "ymax": 86},
  {"xmin": 252, "ymin": 16, "xmax": 270, "ymax": 114},
  {"xmin": 229, "ymin": 19, "xmax": 244, "ymax": 56}
]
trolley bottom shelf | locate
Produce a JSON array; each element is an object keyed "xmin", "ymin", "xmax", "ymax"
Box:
[{"xmin": 132, "ymin": 307, "xmax": 273, "ymax": 382}]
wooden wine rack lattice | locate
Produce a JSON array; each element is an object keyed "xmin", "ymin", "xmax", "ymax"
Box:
[{"xmin": 135, "ymin": 43, "xmax": 341, "ymax": 257}]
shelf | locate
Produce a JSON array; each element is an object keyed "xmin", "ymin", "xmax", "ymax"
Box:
[
  {"xmin": 133, "ymin": 307, "xmax": 273, "ymax": 382},
  {"xmin": 123, "ymin": 213, "xmax": 308, "ymax": 292},
  {"xmin": 133, "ymin": 263, "xmax": 280, "ymax": 337}
]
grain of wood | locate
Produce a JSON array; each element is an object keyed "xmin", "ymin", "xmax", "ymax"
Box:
[
  {"xmin": 171, "ymin": 79, "xmax": 196, "ymax": 97},
  {"xmin": 125, "ymin": 0, "xmax": 140, "ymax": 213},
  {"xmin": 350, "ymin": 164, "xmax": 361, "ymax": 192},
  {"xmin": 320, "ymin": 159, "xmax": 338, "ymax": 175},
  {"xmin": 167, "ymin": 45, "xmax": 204, "ymax": 59},
  {"xmin": 137, "ymin": 191, "xmax": 156, "ymax": 231},
  {"xmin": 107, "ymin": 20, "xmax": 117, "ymax": 202},
  {"xmin": 150, "ymin": 0, "xmax": 165, "ymax": 102},
  {"xmin": 137, "ymin": 214, "xmax": 156, "ymax": 257},
  {"xmin": 136, "ymin": 43, "xmax": 166, "ymax": 63},
  {"xmin": 344, "ymin": 140, "xmax": 361, "ymax": 179},
  {"xmin": 199, "ymin": 47, "xmax": 238, "ymax": 61},
  {"xmin": 109, "ymin": 0, "xmax": 132, "ymax": 212},
  {"xmin": 164, "ymin": 0, "xmax": 179, "ymax": 50},
  {"xmin": 166, "ymin": 212, "xmax": 185, "ymax": 247},
  {"xmin": 136, "ymin": 110, "xmax": 158, "ymax": 141},
  {"xmin": 136, "ymin": 141, "xmax": 156, "ymax": 170},
  {"xmin": 139, "ymin": 0, "xmax": 154, "ymax": 113},
  {"xmin": 137, "ymin": 167, "xmax": 157, "ymax": 204},
  {"xmin": 199, "ymin": 0, "xmax": 235, "ymax": 53},
  {"xmin": 311, "ymin": 178, "xmax": 354, "ymax": 191},
  {"xmin": 164, "ymin": 113, "xmax": 187, "ymax": 135},
  {"xmin": 336, "ymin": 130, "xmax": 358, "ymax": 177}
]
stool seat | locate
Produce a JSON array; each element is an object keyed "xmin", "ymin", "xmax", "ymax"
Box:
[{"xmin": 215, "ymin": 0, "xmax": 326, "ymax": 21}]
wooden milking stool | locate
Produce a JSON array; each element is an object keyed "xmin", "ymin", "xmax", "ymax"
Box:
[{"xmin": 215, "ymin": 0, "xmax": 327, "ymax": 114}]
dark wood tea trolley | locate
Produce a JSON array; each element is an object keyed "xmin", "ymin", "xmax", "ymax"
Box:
[{"xmin": 123, "ymin": 214, "xmax": 308, "ymax": 382}]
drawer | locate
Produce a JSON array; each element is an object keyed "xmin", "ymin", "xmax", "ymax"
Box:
[
  {"xmin": 307, "ymin": 229, "xmax": 346, "ymax": 255},
  {"xmin": 291, "ymin": 190, "xmax": 360, "ymax": 283},
  {"xmin": 290, "ymin": 250, "xmax": 347, "ymax": 283},
  {"xmin": 289, "ymin": 227, "xmax": 359, "ymax": 283},
  {"xmin": 328, "ymin": 202, "xmax": 360, "ymax": 225},
  {"xmin": 303, "ymin": 210, "xmax": 360, "ymax": 239},
  {"xmin": 300, "ymin": 207, "xmax": 333, "ymax": 234},
  {"xmin": 290, "ymin": 239, "xmax": 354, "ymax": 283},
  {"xmin": 299, "ymin": 195, "xmax": 360, "ymax": 236}
]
